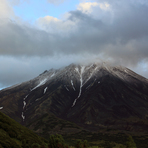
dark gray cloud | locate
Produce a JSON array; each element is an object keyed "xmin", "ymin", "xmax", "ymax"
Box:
[
  {"xmin": 0, "ymin": 54, "xmax": 97, "ymax": 88},
  {"xmin": 1, "ymin": 0, "xmax": 148, "ymax": 88}
]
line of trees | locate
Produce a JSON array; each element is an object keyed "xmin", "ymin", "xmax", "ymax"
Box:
[{"xmin": 21, "ymin": 134, "xmax": 137, "ymax": 148}]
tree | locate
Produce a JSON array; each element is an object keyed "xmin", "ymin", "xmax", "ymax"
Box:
[
  {"xmin": 75, "ymin": 140, "xmax": 88, "ymax": 148},
  {"xmin": 31, "ymin": 143, "xmax": 40, "ymax": 148},
  {"xmin": 126, "ymin": 135, "xmax": 137, "ymax": 148},
  {"xmin": 75, "ymin": 140, "xmax": 83, "ymax": 148},
  {"xmin": 48, "ymin": 134, "xmax": 69, "ymax": 148},
  {"xmin": 22, "ymin": 139, "xmax": 30, "ymax": 148}
]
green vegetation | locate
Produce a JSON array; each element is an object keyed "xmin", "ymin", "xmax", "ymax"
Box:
[
  {"xmin": 0, "ymin": 111, "xmax": 147, "ymax": 148},
  {"xmin": 126, "ymin": 136, "xmax": 137, "ymax": 148},
  {"xmin": 48, "ymin": 134, "xmax": 69, "ymax": 148},
  {"xmin": 75, "ymin": 139, "xmax": 88, "ymax": 148},
  {"xmin": 63, "ymin": 130, "xmax": 148, "ymax": 148},
  {"xmin": 0, "ymin": 111, "xmax": 47, "ymax": 148},
  {"xmin": 27, "ymin": 113, "xmax": 81, "ymax": 138}
]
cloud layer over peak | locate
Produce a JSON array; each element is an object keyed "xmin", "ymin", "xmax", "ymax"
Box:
[{"xmin": 0, "ymin": 0, "xmax": 148, "ymax": 88}]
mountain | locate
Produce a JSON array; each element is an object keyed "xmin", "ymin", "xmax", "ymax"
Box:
[{"xmin": 0, "ymin": 62, "xmax": 148, "ymax": 137}]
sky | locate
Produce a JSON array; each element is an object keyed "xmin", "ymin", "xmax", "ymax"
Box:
[{"xmin": 0, "ymin": 0, "xmax": 148, "ymax": 89}]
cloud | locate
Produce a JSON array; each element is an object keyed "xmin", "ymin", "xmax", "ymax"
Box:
[
  {"xmin": 77, "ymin": 2, "xmax": 110, "ymax": 14},
  {"xmin": 0, "ymin": 0, "xmax": 14, "ymax": 18},
  {"xmin": 1, "ymin": 0, "xmax": 148, "ymax": 63},
  {"xmin": 77, "ymin": 2, "xmax": 99, "ymax": 14},
  {"xmin": 1, "ymin": 0, "xmax": 148, "ymax": 88},
  {"xmin": 0, "ymin": 54, "xmax": 99, "ymax": 88},
  {"xmin": 47, "ymin": 0, "xmax": 65, "ymax": 5},
  {"xmin": 36, "ymin": 15, "xmax": 77, "ymax": 35},
  {"xmin": 1, "ymin": 0, "xmax": 148, "ymax": 64},
  {"xmin": 9, "ymin": 0, "xmax": 30, "ymax": 5}
]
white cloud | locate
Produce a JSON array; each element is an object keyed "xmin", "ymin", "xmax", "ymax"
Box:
[
  {"xmin": 99, "ymin": 2, "xmax": 110, "ymax": 10},
  {"xmin": 77, "ymin": 1, "xmax": 110, "ymax": 13},
  {"xmin": 0, "ymin": 0, "xmax": 14, "ymax": 18},
  {"xmin": 77, "ymin": 2, "xmax": 99, "ymax": 14},
  {"xmin": 76, "ymin": 2, "xmax": 111, "ymax": 23},
  {"xmin": 36, "ymin": 15, "xmax": 78, "ymax": 35}
]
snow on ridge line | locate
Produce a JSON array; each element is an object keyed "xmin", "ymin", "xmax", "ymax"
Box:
[
  {"xmin": 31, "ymin": 72, "xmax": 56, "ymax": 91},
  {"xmin": 75, "ymin": 67, "xmax": 79, "ymax": 74},
  {"xmin": 50, "ymin": 73, "xmax": 55, "ymax": 77},
  {"xmin": 81, "ymin": 66, "xmax": 85, "ymax": 74},
  {"xmin": 31, "ymin": 78, "xmax": 47, "ymax": 91}
]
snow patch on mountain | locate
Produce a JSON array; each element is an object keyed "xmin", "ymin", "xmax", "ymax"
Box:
[
  {"xmin": 75, "ymin": 67, "xmax": 79, "ymax": 73},
  {"xmin": 72, "ymin": 66, "xmax": 85, "ymax": 107},
  {"xmin": 78, "ymin": 66, "xmax": 85, "ymax": 98},
  {"xmin": 44, "ymin": 87, "xmax": 48, "ymax": 94},
  {"xmin": 86, "ymin": 84, "xmax": 91, "ymax": 89},
  {"xmin": 31, "ymin": 78, "xmax": 47, "ymax": 91},
  {"xmin": 23, "ymin": 101, "xmax": 26, "ymax": 109},
  {"xmin": 21, "ymin": 112, "xmax": 25, "ymax": 121},
  {"xmin": 50, "ymin": 73, "xmax": 55, "ymax": 77},
  {"xmin": 72, "ymin": 99, "xmax": 77, "ymax": 107},
  {"xmin": 64, "ymin": 85, "xmax": 69, "ymax": 91},
  {"xmin": 83, "ymin": 65, "xmax": 98, "ymax": 86},
  {"xmin": 21, "ymin": 94, "xmax": 29, "ymax": 121},
  {"xmin": 71, "ymin": 80, "xmax": 76, "ymax": 91}
]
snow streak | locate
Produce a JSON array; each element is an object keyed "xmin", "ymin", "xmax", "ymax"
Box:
[
  {"xmin": 44, "ymin": 87, "xmax": 48, "ymax": 94},
  {"xmin": 71, "ymin": 80, "xmax": 76, "ymax": 91},
  {"xmin": 86, "ymin": 85, "xmax": 91, "ymax": 89},
  {"xmin": 22, "ymin": 94, "xmax": 29, "ymax": 121},
  {"xmin": 23, "ymin": 101, "xmax": 26, "ymax": 109},
  {"xmin": 64, "ymin": 85, "xmax": 69, "ymax": 91},
  {"xmin": 72, "ymin": 66, "xmax": 85, "ymax": 107},
  {"xmin": 50, "ymin": 73, "xmax": 55, "ymax": 77},
  {"xmin": 31, "ymin": 78, "xmax": 47, "ymax": 91},
  {"xmin": 21, "ymin": 112, "xmax": 25, "ymax": 121},
  {"xmin": 78, "ymin": 66, "xmax": 85, "ymax": 98},
  {"xmin": 83, "ymin": 65, "xmax": 98, "ymax": 86},
  {"xmin": 23, "ymin": 95, "xmax": 28, "ymax": 109},
  {"xmin": 72, "ymin": 99, "xmax": 77, "ymax": 107}
]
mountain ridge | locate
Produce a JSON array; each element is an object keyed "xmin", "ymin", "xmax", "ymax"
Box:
[{"xmin": 0, "ymin": 62, "xmax": 148, "ymax": 136}]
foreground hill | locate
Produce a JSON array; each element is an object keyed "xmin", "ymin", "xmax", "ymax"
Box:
[
  {"xmin": 0, "ymin": 62, "xmax": 148, "ymax": 137},
  {"xmin": 0, "ymin": 111, "xmax": 48, "ymax": 148}
]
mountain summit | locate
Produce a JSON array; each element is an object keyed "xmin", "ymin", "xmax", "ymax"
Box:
[{"xmin": 0, "ymin": 62, "xmax": 148, "ymax": 134}]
